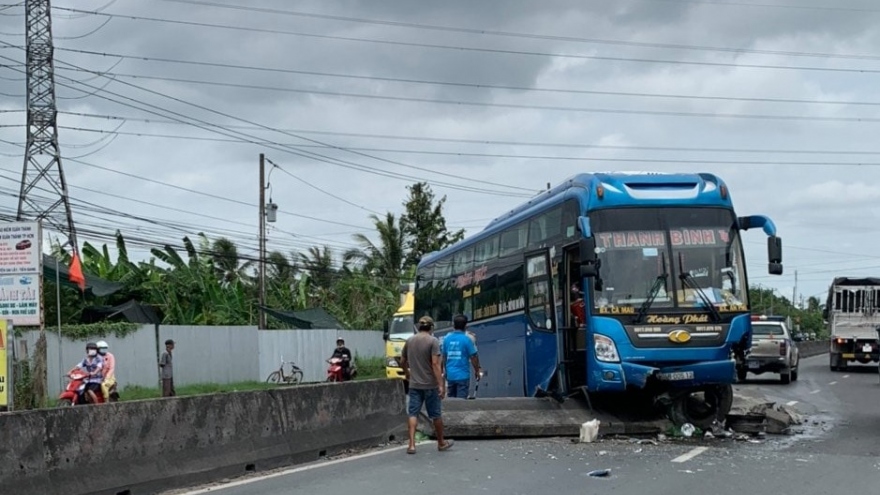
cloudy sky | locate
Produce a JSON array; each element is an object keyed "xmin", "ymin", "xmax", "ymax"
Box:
[{"xmin": 2, "ymin": 0, "xmax": 880, "ymax": 305}]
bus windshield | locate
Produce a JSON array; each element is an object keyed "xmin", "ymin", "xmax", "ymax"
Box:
[{"xmin": 589, "ymin": 207, "xmax": 748, "ymax": 312}]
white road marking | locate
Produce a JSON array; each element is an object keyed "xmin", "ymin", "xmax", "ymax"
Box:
[
  {"xmin": 786, "ymin": 400, "xmax": 799, "ymax": 407},
  {"xmin": 173, "ymin": 442, "xmax": 426, "ymax": 494},
  {"xmin": 829, "ymin": 381, "xmax": 838, "ymax": 386},
  {"xmin": 843, "ymin": 375, "xmax": 850, "ymax": 378},
  {"xmin": 810, "ymin": 389, "xmax": 821, "ymax": 394},
  {"xmin": 672, "ymin": 447, "xmax": 709, "ymax": 463}
]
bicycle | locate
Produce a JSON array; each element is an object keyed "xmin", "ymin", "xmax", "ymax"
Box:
[{"xmin": 266, "ymin": 355, "xmax": 304, "ymax": 385}]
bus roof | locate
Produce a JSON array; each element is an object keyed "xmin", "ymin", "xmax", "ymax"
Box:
[{"xmin": 418, "ymin": 171, "xmax": 733, "ymax": 267}]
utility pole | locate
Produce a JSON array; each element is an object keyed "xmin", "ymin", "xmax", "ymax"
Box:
[
  {"xmin": 16, "ymin": 0, "xmax": 75, "ymax": 407},
  {"xmin": 17, "ymin": 0, "xmax": 77, "ymax": 250},
  {"xmin": 792, "ymin": 270, "xmax": 798, "ymax": 310},
  {"xmin": 258, "ymin": 153, "xmax": 267, "ymax": 330}
]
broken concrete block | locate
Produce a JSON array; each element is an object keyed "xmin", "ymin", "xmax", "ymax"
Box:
[
  {"xmin": 726, "ymin": 413, "xmax": 768, "ymax": 434},
  {"xmin": 777, "ymin": 404, "xmax": 804, "ymax": 426},
  {"xmin": 764, "ymin": 406, "xmax": 797, "ymax": 434}
]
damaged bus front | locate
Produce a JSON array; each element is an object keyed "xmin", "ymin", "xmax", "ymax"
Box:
[{"xmin": 576, "ymin": 174, "xmax": 783, "ymax": 427}]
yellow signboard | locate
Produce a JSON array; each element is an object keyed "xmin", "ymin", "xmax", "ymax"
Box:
[{"xmin": 0, "ymin": 319, "xmax": 8, "ymax": 407}]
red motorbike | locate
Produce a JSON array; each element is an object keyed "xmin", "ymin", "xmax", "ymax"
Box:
[
  {"xmin": 57, "ymin": 370, "xmax": 106, "ymax": 406},
  {"xmin": 326, "ymin": 356, "xmax": 357, "ymax": 382}
]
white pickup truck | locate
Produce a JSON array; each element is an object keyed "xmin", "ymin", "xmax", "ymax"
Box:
[{"xmin": 739, "ymin": 315, "xmax": 800, "ymax": 384}]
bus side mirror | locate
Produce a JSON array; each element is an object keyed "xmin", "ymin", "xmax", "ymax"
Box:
[
  {"xmin": 579, "ymin": 237, "xmax": 599, "ymax": 278},
  {"xmin": 768, "ymin": 236, "xmax": 783, "ymax": 275},
  {"xmin": 382, "ymin": 321, "xmax": 390, "ymax": 341}
]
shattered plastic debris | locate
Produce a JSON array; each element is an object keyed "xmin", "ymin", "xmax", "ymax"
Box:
[
  {"xmin": 579, "ymin": 419, "xmax": 601, "ymax": 443},
  {"xmin": 681, "ymin": 423, "xmax": 696, "ymax": 437}
]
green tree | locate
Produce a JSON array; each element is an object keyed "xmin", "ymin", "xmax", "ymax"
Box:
[
  {"xmin": 148, "ymin": 234, "xmax": 252, "ymax": 325},
  {"xmin": 345, "ymin": 212, "xmax": 406, "ymax": 283},
  {"xmin": 400, "ymin": 182, "xmax": 465, "ymax": 267},
  {"xmin": 211, "ymin": 237, "xmax": 253, "ymax": 284},
  {"xmin": 297, "ymin": 245, "xmax": 338, "ymax": 299}
]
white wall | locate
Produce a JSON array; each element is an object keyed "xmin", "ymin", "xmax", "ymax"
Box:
[
  {"xmin": 21, "ymin": 326, "xmax": 385, "ymax": 396},
  {"xmin": 160, "ymin": 325, "xmax": 260, "ymax": 387},
  {"xmin": 24, "ymin": 325, "xmax": 158, "ymax": 397}
]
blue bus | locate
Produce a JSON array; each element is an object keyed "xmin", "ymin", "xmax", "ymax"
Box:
[{"xmin": 415, "ymin": 172, "xmax": 782, "ymax": 427}]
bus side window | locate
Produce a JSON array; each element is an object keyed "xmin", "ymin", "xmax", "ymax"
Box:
[
  {"xmin": 500, "ymin": 222, "xmax": 528, "ymax": 257},
  {"xmin": 416, "ymin": 263, "xmax": 435, "ymax": 324},
  {"xmin": 528, "ymin": 207, "xmax": 563, "ymax": 249},
  {"xmin": 561, "ymin": 199, "xmax": 580, "ymax": 239}
]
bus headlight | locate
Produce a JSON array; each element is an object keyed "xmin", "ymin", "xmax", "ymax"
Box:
[
  {"xmin": 386, "ymin": 358, "xmax": 399, "ymax": 367},
  {"xmin": 594, "ymin": 334, "xmax": 620, "ymax": 363}
]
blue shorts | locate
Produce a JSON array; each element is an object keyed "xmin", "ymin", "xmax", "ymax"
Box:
[
  {"xmin": 407, "ymin": 388, "xmax": 442, "ymax": 419},
  {"xmin": 447, "ymin": 379, "xmax": 469, "ymax": 399}
]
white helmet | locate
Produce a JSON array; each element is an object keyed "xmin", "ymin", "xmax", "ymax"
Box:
[{"xmin": 96, "ymin": 340, "xmax": 109, "ymax": 353}]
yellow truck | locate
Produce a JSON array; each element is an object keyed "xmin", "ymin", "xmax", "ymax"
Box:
[{"xmin": 383, "ymin": 284, "xmax": 415, "ymax": 380}]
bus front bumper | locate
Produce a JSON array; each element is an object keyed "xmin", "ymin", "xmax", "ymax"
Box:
[{"xmin": 592, "ymin": 359, "xmax": 736, "ymax": 392}]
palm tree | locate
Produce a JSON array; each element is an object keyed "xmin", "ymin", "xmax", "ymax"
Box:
[
  {"xmin": 267, "ymin": 250, "xmax": 297, "ymax": 283},
  {"xmin": 345, "ymin": 212, "xmax": 406, "ymax": 283},
  {"xmin": 297, "ymin": 245, "xmax": 338, "ymax": 294},
  {"xmin": 210, "ymin": 237, "xmax": 253, "ymax": 284}
]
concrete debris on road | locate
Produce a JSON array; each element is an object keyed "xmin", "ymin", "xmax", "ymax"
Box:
[{"xmin": 726, "ymin": 394, "xmax": 805, "ymax": 435}]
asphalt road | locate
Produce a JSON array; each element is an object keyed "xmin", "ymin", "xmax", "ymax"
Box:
[{"xmin": 166, "ymin": 355, "xmax": 880, "ymax": 495}]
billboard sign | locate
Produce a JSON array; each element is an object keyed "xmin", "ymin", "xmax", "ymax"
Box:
[{"xmin": 0, "ymin": 222, "xmax": 42, "ymax": 327}]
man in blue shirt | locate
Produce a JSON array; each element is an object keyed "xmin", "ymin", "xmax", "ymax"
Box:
[{"xmin": 441, "ymin": 314, "xmax": 481, "ymax": 399}]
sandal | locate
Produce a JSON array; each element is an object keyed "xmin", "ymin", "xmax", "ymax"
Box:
[
  {"xmin": 438, "ymin": 440, "xmax": 454, "ymax": 451},
  {"xmin": 406, "ymin": 447, "xmax": 416, "ymax": 455}
]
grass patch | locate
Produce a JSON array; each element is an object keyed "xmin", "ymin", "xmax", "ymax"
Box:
[
  {"xmin": 355, "ymin": 355, "xmax": 386, "ymax": 381},
  {"xmin": 116, "ymin": 357, "xmax": 389, "ymax": 401},
  {"xmin": 120, "ymin": 381, "xmax": 277, "ymax": 401}
]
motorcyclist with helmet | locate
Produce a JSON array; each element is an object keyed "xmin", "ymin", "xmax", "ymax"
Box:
[
  {"xmin": 71, "ymin": 342, "xmax": 105, "ymax": 404},
  {"xmin": 96, "ymin": 340, "xmax": 118, "ymax": 402},
  {"xmin": 328, "ymin": 338, "xmax": 353, "ymax": 380}
]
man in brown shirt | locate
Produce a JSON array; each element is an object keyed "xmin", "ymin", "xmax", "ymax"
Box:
[{"xmin": 400, "ymin": 315, "xmax": 453, "ymax": 454}]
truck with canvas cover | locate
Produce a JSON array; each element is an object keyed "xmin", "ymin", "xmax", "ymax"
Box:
[
  {"xmin": 825, "ymin": 277, "xmax": 880, "ymax": 371},
  {"xmin": 415, "ymin": 172, "xmax": 783, "ymax": 434}
]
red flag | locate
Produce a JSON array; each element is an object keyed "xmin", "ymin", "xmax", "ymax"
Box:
[{"xmin": 69, "ymin": 252, "xmax": 86, "ymax": 291}]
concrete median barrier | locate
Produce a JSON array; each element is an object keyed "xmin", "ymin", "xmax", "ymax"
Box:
[
  {"xmin": 0, "ymin": 379, "xmax": 407, "ymax": 495},
  {"xmin": 798, "ymin": 340, "xmax": 829, "ymax": 358}
]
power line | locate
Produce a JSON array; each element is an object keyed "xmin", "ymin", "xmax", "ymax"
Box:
[
  {"xmin": 53, "ymin": 66, "xmax": 880, "ymax": 124},
  {"xmin": 155, "ymin": 0, "xmax": 880, "ymax": 61},
  {"xmin": 1, "ymin": 48, "xmax": 534, "ymax": 199},
  {"xmin": 50, "ymin": 61, "xmax": 535, "ymax": 198},
  {"xmin": 641, "ymin": 0, "xmax": 880, "ymax": 13},
  {"xmin": 54, "ymin": 119, "xmax": 880, "ymax": 156},
  {"xmin": 49, "ymin": 126, "xmax": 880, "ymax": 166},
  {"xmin": 55, "ymin": 47, "xmax": 880, "ymax": 107},
  {"xmin": 48, "ymin": 7, "xmax": 880, "ymax": 74},
  {"xmin": 266, "ymin": 158, "xmax": 383, "ymax": 216}
]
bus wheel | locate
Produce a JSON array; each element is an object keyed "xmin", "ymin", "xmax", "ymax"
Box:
[{"xmin": 667, "ymin": 385, "xmax": 733, "ymax": 431}]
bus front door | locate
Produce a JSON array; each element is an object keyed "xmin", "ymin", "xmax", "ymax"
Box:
[{"xmin": 524, "ymin": 249, "xmax": 559, "ymax": 396}]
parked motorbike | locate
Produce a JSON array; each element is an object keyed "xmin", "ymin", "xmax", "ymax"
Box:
[
  {"xmin": 326, "ymin": 356, "xmax": 357, "ymax": 382},
  {"xmin": 58, "ymin": 371, "xmax": 106, "ymax": 406}
]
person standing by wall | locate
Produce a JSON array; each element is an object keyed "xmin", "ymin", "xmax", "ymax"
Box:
[
  {"xmin": 399, "ymin": 316, "xmax": 453, "ymax": 454},
  {"xmin": 159, "ymin": 339, "xmax": 175, "ymax": 397}
]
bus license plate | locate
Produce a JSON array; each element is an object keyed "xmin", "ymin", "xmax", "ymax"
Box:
[{"xmin": 658, "ymin": 371, "xmax": 694, "ymax": 381}]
